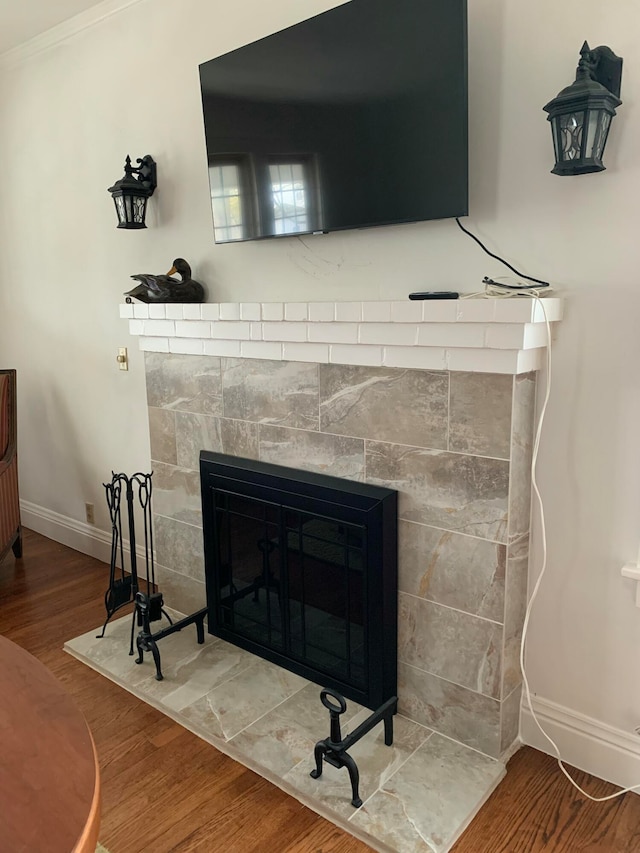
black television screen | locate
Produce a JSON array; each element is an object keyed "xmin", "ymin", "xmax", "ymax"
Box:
[{"xmin": 199, "ymin": 0, "xmax": 468, "ymax": 243}]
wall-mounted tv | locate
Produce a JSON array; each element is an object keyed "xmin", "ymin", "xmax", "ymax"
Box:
[{"xmin": 199, "ymin": 0, "xmax": 468, "ymax": 244}]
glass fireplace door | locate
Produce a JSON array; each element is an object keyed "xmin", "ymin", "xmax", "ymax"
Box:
[{"xmin": 211, "ymin": 489, "xmax": 367, "ymax": 689}]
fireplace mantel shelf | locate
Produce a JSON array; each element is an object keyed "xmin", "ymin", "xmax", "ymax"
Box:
[{"xmin": 120, "ymin": 296, "xmax": 563, "ymax": 375}]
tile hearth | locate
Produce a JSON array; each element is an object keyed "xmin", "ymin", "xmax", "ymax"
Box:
[{"xmin": 66, "ymin": 612, "xmax": 505, "ymax": 853}]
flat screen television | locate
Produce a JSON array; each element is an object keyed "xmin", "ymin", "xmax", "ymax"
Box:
[{"xmin": 199, "ymin": 0, "xmax": 468, "ymax": 244}]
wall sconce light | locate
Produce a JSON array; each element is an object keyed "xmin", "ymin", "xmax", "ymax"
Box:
[
  {"xmin": 107, "ymin": 155, "xmax": 157, "ymax": 228},
  {"xmin": 543, "ymin": 42, "xmax": 622, "ymax": 176}
]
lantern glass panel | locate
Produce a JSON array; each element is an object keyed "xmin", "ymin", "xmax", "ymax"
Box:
[
  {"xmin": 557, "ymin": 112, "xmax": 585, "ymax": 162},
  {"xmin": 585, "ymin": 109, "xmax": 601, "ymax": 159},
  {"xmin": 133, "ymin": 196, "xmax": 146, "ymax": 224},
  {"xmin": 114, "ymin": 196, "xmax": 126, "ymax": 225},
  {"xmin": 595, "ymin": 112, "xmax": 611, "ymax": 159}
]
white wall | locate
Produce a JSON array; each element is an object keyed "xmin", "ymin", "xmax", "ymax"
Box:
[{"xmin": 1, "ymin": 0, "xmax": 640, "ymax": 786}]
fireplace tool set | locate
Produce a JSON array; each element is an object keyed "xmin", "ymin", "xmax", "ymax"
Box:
[{"xmin": 97, "ymin": 471, "xmax": 206, "ymax": 680}]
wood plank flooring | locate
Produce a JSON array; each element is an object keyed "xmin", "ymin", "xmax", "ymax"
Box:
[{"xmin": 2, "ymin": 528, "xmax": 640, "ymax": 852}]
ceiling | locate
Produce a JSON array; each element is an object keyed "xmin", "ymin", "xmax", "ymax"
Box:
[{"xmin": 0, "ymin": 0, "xmax": 109, "ymax": 55}]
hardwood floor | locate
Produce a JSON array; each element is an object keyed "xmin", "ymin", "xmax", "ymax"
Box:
[{"xmin": 2, "ymin": 528, "xmax": 640, "ymax": 852}]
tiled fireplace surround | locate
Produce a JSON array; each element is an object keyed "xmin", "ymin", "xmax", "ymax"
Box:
[{"xmin": 122, "ymin": 297, "xmax": 562, "ymax": 762}]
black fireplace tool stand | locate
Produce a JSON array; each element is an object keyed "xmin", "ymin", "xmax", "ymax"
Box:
[
  {"xmin": 310, "ymin": 689, "xmax": 398, "ymax": 807},
  {"xmin": 97, "ymin": 470, "xmax": 206, "ymax": 681},
  {"xmin": 97, "ymin": 471, "xmax": 144, "ymax": 638}
]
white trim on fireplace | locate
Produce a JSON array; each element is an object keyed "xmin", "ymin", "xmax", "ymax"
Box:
[{"xmin": 120, "ymin": 297, "xmax": 563, "ymax": 375}]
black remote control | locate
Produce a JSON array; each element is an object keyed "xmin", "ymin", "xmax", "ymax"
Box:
[{"xmin": 408, "ymin": 291, "xmax": 459, "ymax": 300}]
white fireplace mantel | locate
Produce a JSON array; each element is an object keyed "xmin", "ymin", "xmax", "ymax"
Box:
[{"xmin": 120, "ymin": 296, "xmax": 563, "ymax": 375}]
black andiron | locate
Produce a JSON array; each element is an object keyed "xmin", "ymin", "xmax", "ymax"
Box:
[
  {"xmin": 310, "ymin": 689, "xmax": 398, "ymax": 807},
  {"xmin": 97, "ymin": 471, "xmax": 206, "ymax": 681}
]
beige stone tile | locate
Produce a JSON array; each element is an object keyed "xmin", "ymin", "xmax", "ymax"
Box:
[
  {"xmin": 502, "ymin": 542, "xmax": 529, "ymax": 697},
  {"xmin": 229, "ymin": 682, "xmax": 365, "ymax": 778},
  {"xmin": 259, "ymin": 424, "xmax": 365, "ymax": 481},
  {"xmin": 153, "ymin": 461, "xmax": 202, "ymax": 526},
  {"xmin": 65, "ymin": 614, "xmax": 136, "ymax": 674},
  {"xmin": 148, "ymin": 406, "xmax": 177, "ymax": 465},
  {"xmin": 175, "ymin": 411, "xmax": 220, "ymax": 470},
  {"xmin": 145, "ymin": 352, "xmax": 222, "ymax": 414},
  {"xmin": 449, "ymin": 372, "xmax": 513, "ymax": 458},
  {"xmin": 319, "ymin": 364, "xmax": 448, "ymax": 449},
  {"xmin": 398, "ymin": 593, "xmax": 502, "ymax": 699},
  {"xmin": 508, "ymin": 372, "xmax": 536, "ymax": 543},
  {"xmin": 350, "ymin": 733, "xmax": 504, "ymax": 852},
  {"xmin": 500, "ymin": 684, "xmax": 523, "ymax": 755},
  {"xmin": 154, "ymin": 563, "xmax": 207, "ymax": 616},
  {"xmin": 179, "ymin": 658, "xmax": 308, "ymax": 741},
  {"xmin": 398, "ymin": 662, "xmax": 501, "ymax": 757},
  {"xmin": 220, "ymin": 417, "xmax": 260, "ymax": 459},
  {"xmin": 159, "ymin": 639, "xmax": 258, "ymax": 712},
  {"xmin": 367, "ymin": 441, "xmax": 509, "ymax": 543},
  {"xmin": 222, "ymin": 357, "xmax": 320, "ymax": 429},
  {"xmin": 175, "ymin": 412, "xmax": 260, "ymax": 471},
  {"xmin": 283, "ymin": 713, "xmax": 432, "ymax": 821},
  {"xmin": 154, "ymin": 515, "xmax": 204, "ymax": 583},
  {"xmin": 398, "ymin": 520, "xmax": 505, "ymax": 622}
]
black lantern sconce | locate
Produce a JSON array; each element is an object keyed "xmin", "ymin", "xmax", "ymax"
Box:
[
  {"xmin": 543, "ymin": 42, "xmax": 622, "ymax": 176},
  {"xmin": 107, "ymin": 155, "xmax": 157, "ymax": 228}
]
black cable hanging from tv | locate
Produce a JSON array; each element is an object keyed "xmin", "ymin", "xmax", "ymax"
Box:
[{"xmin": 455, "ymin": 218, "xmax": 550, "ymax": 288}]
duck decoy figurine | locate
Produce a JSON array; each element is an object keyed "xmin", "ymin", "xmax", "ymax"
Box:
[{"xmin": 125, "ymin": 258, "xmax": 205, "ymax": 303}]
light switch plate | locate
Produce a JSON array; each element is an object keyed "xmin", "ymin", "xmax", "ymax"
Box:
[{"xmin": 117, "ymin": 347, "xmax": 128, "ymax": 371}]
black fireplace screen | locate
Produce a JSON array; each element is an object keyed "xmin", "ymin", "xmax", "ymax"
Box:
[{"xmin": 200, "ymin": 452, "xmax": 397, "ymax": 710}]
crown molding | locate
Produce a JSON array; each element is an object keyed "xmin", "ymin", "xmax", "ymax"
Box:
[{"xmin": 0, "ymin": 0, "xmax": 145, "ymax": 69}]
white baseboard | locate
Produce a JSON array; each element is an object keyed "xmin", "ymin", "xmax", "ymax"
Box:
[
  {"xmin": 21, "ymin": 499, "xmax": 113, "ymax": 563},
  {"xmin": 521, "ymin": 695, "xmax": 640, "ymax": 792},
  {"xmin": 19, "ymin": 499, "xmax": 143, "ymax": 566}
]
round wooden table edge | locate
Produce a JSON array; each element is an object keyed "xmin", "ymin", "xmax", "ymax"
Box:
[
  {"xmin": 72, "ymin": 728, "xmax": 102, "ymax": 853},
  {"xmin": 0, "ymin": 636, "xmax": 102, "ymax": 853}
]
